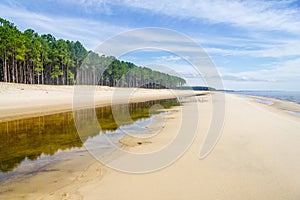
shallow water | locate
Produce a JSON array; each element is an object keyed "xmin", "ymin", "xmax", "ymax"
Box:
[
  {"xmin": 285, "ymin": 110, "xmax": 300, "ymax": 117},
  {"xmin": 0, "ymin": 99, "xmax": 179, "ymax": 179},
  {"xmin": 235, "ymin": 92, "xmax": 300, "ymax": 117},
  {"xmin": 233, "ymin": 91, "xmax": 300, "ymax": 104},
  {"xmin": 254, "ymin": 98, "xmax": 274, "ymax": 105}
]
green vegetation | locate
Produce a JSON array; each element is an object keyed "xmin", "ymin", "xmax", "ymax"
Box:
[
  {"xmin": 177, "ymin": 86, "xmax": 216, "ymax": 91},
  {"xmin": 0, "ymin": 18, "xmax": 186, "ymax": 88}
]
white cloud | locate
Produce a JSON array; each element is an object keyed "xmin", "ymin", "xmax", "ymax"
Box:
[
  {"xmin": 251, "ymin": 40, "xmax": 300, "ymax": 58},
  {"xmin": 218, "ymin": 57, "xmax": 300, "ymax": 89},
  {"xmin": 0, "ymin": 3, "xmax": 127, "ymax": 49},
  {"xmin": 115, "ymin": 0, "xmax": 300, "ymax": 33},
  {"xmin": 102, "ymin": 0, "xmax": 300, "ymax": 59},
  {"xmin": 5, "ymin": 0, "xmax": 300, "ymax": 58},
  {"xmin": 201, "ymin": 35, "xmax": 300, "ymax": 58},
  {"xmin": 50, "ymin": 0, "xmax": 113, "ymax": 15},
  {"xmin": 51, "ymin": 0, "xmax": 300, "ymax": 33},
  {"xmin": 94, "ymin": 28, "xmax": 211, "ymax": 57}
]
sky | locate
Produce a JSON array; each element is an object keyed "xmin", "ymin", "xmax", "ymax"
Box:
[{"xmin": 1, "ymin": 0, "xmax": 300, "ymax": 90}]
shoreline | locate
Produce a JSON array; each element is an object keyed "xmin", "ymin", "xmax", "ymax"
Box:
[
  {"xmin": 0, "ymin": 82, "xmax": 206, "ymax": 123},
  {"xmin": 239, "ymin": 94, "xmax": 300, "ymax": 118}
]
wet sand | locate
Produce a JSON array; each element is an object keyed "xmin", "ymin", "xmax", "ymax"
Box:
[
  {"xmin": 1, "ymin": 83, "xmax": 300, "ymax": 199},
  {"xmin": 247, "ymin": 95, "xmax": 300, "ymax": 114}
]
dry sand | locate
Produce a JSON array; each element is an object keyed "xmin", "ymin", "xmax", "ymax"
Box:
[
  {"xmin": 0, "ymin": 83, "xmax": 300, "ymax": 199},
  {"xmin": 0, "ymin": 82, "xmax": 204, "ymax": 122}
]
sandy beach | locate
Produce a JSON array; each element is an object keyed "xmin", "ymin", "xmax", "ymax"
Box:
[
  {"xmin": 0, "ymin": 83, "xmax": 300, "ymax": 199},
  {"xmin": 0, "ymin": 82, "xmax": 203, "ymax": 122}
]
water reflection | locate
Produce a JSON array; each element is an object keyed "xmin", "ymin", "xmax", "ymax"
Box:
[{"xmin": 0, "ymin": 99, "xmax": 179, "ymax": 173}]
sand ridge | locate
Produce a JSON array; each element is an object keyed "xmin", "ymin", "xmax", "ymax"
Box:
[{"xmin": 0, "ymin": 82, "xmax": 205, "ymax": 122}]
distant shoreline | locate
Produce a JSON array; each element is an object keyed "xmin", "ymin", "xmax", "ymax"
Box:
[{"xmin": 231, "ymin": 90, "xmax": 300, "ymax": 105}]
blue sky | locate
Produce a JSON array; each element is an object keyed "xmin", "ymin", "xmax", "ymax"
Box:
[{"xmin": 1, "ymin": 0, "xmax": 300, "ymax": 90}]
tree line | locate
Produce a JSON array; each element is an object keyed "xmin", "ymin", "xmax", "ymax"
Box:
[{"xmin": 0, "ymin": 18, "xmax": 186, "ymax": 88}]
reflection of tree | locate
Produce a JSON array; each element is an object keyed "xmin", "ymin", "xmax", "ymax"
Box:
[
  {"xmin": 0, "ymin": 99, "xmax": 179, "ymax": 173},
  {"xmin": 0, "ymin": 112, "xmax": 82, "ymax": 172}
]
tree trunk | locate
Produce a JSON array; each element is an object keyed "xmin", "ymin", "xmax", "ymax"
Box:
[
  {"xmin": 23, "ymin": 61, "xmax": 27, "ymax": 84},
  {"xmin": 66, "ymin": 64, "xmax": 69, "ymax": 85},
  {"xmin": 11, "ymin": 52, "xmax": 15, "ymax": 83},
  {"xmin": 3, "ymin": 51, "xmax": 7, "ymax": 82},
  {"xmin": 7, "ymin": 60, "xmax": 11, "ymax": 82},
  {"xmin": 61, "ymin": 64, "xmax": 64, "ymax": 85},
  {"xmin": 15, "ymin": 60, "xmax": 19, "ymax": 83},
  {"xmin": 29, "ymin": 62, "xmax": 33, "ymax": 84},
  {"xmin": 41, "ymin": 68, "xmax": 44, "ymax": 84},
  {"xmin": 37, "ymin": 71, "xmax": 40, "ymax": 84}
]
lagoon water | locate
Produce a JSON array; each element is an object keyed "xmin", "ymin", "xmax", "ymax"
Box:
[{"xmin": 0, "ymin": 99, "xmax": 179, "ymax": 181}]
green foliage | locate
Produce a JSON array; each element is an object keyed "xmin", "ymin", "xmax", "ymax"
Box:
[
  {"xmin": 177, "ymin": 86, "xmax": 216, "ymax": 91},
  {"xmin": 0, "ymin": 18, "xmax": 186, "ymax": 88}
]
